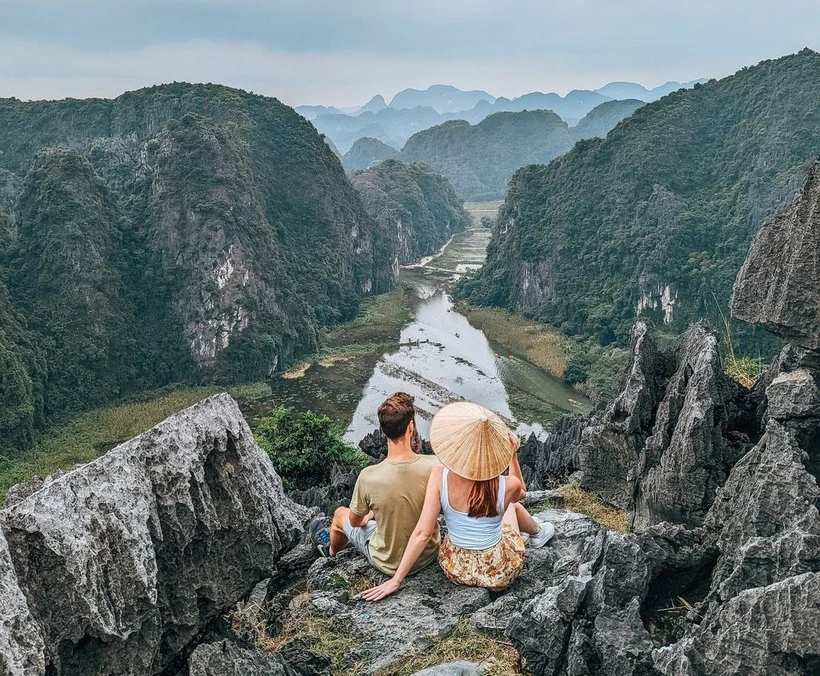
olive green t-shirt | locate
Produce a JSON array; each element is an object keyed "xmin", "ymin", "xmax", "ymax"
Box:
[{"xmin": 349, "ymin": 454, "xmax": 441, "ymax": 575}]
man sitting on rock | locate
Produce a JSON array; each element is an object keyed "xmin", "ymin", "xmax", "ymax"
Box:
[{"xmin": 310, "ymin": 392, "xmax": 441, "ymax": 576}]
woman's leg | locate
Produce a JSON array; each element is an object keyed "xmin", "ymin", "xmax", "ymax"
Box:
[
  {"xmin": 502, "ymin": 501, "xmax": 520, "ymax": 533},
  {"xmin": 511, "ymin": 502, "xmax": 541, "ymax": 535}
]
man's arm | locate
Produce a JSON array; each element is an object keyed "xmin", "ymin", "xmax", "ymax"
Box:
[{"xmin": 348, "ymin": 509, "xmax": 374, "ymax": 528}]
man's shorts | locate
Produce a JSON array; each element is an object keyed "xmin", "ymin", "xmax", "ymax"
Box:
[{"xmin": 343, "ymin": 517, "xmax": 378, "ymax": 564}]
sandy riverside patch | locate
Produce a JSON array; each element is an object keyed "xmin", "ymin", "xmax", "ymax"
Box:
[{"xmin": 282, "ymin": 362, "xmax": 311, "ymax": 379}]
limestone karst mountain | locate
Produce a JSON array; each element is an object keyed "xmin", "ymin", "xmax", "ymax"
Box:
[
  {"xmin": 400, "ymin": 110, "xmax": 574, "ymax": 201},
  {"xmin": 342, "ymin": 136, "xmax": 399, "ymax": 172},
  {"xmin": 350, "ymin": 159, "xmax": 472, "ymax": 270},
  {"xmin": 460, "ymin": 49, "xmax": 820, "ymax": 355},
  {"xmin": 570, "ymin": 98, "xmax": 646, "ymax": 141}
]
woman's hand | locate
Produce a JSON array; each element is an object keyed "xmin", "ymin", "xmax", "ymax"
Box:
[{"xmin": 360, "ymin": 577, "xmax": 401, "ymax": 602}]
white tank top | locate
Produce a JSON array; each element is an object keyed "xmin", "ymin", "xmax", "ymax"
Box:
[{"xmin": 440, "ymin": 467, "xmax": 506, "ymax": 550}]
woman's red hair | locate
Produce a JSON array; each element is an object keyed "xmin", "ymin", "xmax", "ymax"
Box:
[{"xmin": 467, "ymin": 477, "xmax": 499, "ymax": 518}]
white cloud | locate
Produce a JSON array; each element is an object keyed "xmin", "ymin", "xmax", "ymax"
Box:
[{"xmin": 0, "ymin": 0, "xmax": 818, "ymax": 106}]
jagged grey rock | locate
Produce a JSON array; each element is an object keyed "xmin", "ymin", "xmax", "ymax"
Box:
[
  {"xmin": 0, "ymin": 529, "xmax": 45, "ymax": 676},
  {"xmin": 575, "ymin": 321, "xmax": 753, "ymax": 532},
  {"xmin": 0, "ymin": 394, "xmax": 309, "ymax": 676},
  {"xmin": 732, "ymin": 158, "xmax": 820, "ymax": 350},
  {"xmin": 654, "ymin": 573, "xmax": 820, "ymax": 676},
  {"xmin": 188, "ymin": 639, "xmax": 297, "ymax": 676}
]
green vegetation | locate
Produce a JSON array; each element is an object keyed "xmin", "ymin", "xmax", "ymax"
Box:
[
  {"xmin": 570, "ymin": 99, "xmax": 645, "ymax": 141},
  {"xmin": 564, "ymin": 341, "xmax": 630, "ymax": 404},
  {"xmin": 0, "ymin": 383, "xmax": 271, "ymax": 502},
  {"xmin": 351, "ymin": 159, "xmax": 472, "ymax": 265},
  {"xmin": 400, "ymin": 110, "xmax": 573, "ymax": 201},
  {"xmin": 0, "ymin": 83, "xmax": 396, "ymax": 456},
  {"xmin": 461, "ymin": 50, "xmax": 820, "ymax": 356},
  {"xmin": 342, "ymin": 137, "xmax": 398, "ymax": 172},
  {"xmin": 254, "ymin": 406, "xmax": 368, "ymax": 490}
]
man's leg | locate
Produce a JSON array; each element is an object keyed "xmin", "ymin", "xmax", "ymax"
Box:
[{"xmin": 329, "ymin": 506, "xmax": 352, "ymax": 556}]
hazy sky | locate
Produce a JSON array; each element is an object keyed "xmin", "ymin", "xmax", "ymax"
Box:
[{"xmin": 1, "ymin": 1, "xmax": 818, "ymax": 107}]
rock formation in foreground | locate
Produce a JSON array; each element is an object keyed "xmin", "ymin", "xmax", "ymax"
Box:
[{"xmin": 0, "ymin": 394, "xmax": 308, "ymax": 676}]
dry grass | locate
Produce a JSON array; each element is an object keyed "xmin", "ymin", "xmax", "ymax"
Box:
[
  {"xmin": 457, "ymin": 305, "xmax": 571, "ymax": 379},
  {"xmin": 377, "ymin": 620, "xmax": 523, "ymax": 676},
  {"xmin": 318, "ymin": 354, "xmax": 356, "ymax": 368},
  {"xmin": 557, "ymin": 484, "xmax": 627, "ymax": 533},
  {"xmin": 260, "ymin": 614, "xmax": 370, "ymax": 676},
  {"xmin": 282, "ymin": 362, "xmax": 311, "ymax": 379}
]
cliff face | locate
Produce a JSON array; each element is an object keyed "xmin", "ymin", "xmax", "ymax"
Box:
[
  {"xmin": 732, "ymin": 158, "xmax": 820, "ymax": 350},
  {"xmin": 462, "ymin": 50, "xmax": 820, "ymax": 353},
  {"xmin": 0, "ymin": 83, "xmax": 392, "ymax": 443},
  {"xmin": 350, "ymin": 159, "xmax": 472, "ymax": 271}
]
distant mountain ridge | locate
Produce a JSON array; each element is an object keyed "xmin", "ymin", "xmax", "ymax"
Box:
[{"xmin": 298, "ymin": 79, "xmax": 704, "ymax": 151}]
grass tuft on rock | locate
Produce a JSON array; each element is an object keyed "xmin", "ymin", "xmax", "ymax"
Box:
[
  {"xmin": 558, "ymin": 484, "xmax": 627, "ymax": 532},
  {"xmin": 377, "ymin": 620, "xmax": 523, "ymax": 676}
]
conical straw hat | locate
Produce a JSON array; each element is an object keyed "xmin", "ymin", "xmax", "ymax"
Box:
[{"xmin": 430, "ymin": 401, "xmax": 514, "ymax": 481}]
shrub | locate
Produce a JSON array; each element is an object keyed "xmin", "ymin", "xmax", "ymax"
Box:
[{"xmin": 254, "ymin": 406, "xmax": 368, "ymax": 490}]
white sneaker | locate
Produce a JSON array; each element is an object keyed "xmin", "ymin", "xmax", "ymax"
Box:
[{"xmin": 528, "ymin": 521, "xmax": 555, "ymax": 548}]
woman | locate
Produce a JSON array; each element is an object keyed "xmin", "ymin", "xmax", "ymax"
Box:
[{"xmin": 362, "ymin": 401, "xmax": 554, "ymax": 601}]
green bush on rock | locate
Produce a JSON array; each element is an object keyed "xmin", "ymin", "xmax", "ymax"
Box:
[{"xmin": 254, "ymin": 406, "xmax": 368, "ymax": 490}]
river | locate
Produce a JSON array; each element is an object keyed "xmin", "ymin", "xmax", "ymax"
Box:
[{"xmin": 244, "ymin": 203, "xmax": 589, "ymax": 440}]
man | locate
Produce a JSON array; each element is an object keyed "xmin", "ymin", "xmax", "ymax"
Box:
[{"xmin": 310, "ymin": 392, "xmax": 440, "ymax": 576}]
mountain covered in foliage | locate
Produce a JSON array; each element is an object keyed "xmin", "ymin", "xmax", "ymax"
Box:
[
  {"xmin": 570, "ymin": 99, "xmax": 645, "ymax": 141},
  {"xmin": 342, "ymin": 137, "xmax": 399, "ymax": 172},
  {"xmin": 0, "ymin": 83, "xmax": 425, "ymax": 453},
  {"xmin": 350, "ymin": 159, "xmax": 472, "ymax": 267},
  {"xmin": 400, "ymin": 110, "xmax": 574, "ymax": 201},
  {"xmin": 460, "ymin": 50, "xmax": 820, "ymax": 353}
]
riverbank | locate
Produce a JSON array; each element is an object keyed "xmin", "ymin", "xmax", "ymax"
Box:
[{"xmin": 456, "ymin": 303, "xmax": 573, "ymax": 380}]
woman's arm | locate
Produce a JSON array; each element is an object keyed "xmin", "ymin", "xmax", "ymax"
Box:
[
  {"xmin": 507, "ymin": 432, "xmax": 527, "ymax": 497},
  {"xmin": 361, "ymin": 466, "xmax": 443, "ymax": 602}
]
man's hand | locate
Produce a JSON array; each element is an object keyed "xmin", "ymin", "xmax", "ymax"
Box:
[{"xmin": 360, "ymin": 577, "xmax": 400, "ymax": 602}]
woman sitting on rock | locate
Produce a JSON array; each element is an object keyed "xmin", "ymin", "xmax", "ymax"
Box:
[{"xmin": 362, "ymin": 401, "xmax": 554, "ymax": 601}]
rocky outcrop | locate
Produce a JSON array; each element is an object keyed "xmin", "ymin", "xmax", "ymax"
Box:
[
  {"xmin": 732, "ymin": 159, "xmax": 820, "ymax": 350},
  {"xmin": 188, "ymin": 639, "xmax": 298, "ymax": 676},
  {"xmin": 520, "ymin": 321, "xmax": 757, "ymax": 532},
  {"xmin": 0, "ymin": 394, "xmax": 308, "ymax": 676},
  {"xmin": 0, "ymin": 529, "xmax": 45, "ymax": 676},
  {"xmin": 299, "ymin": 550, "xmax": 490, "ymax": 673}
]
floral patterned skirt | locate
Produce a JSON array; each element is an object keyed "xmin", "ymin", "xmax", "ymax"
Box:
[{"xmin": 438, "ymin": 524, "xmax": 526, "ymax": 591}]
